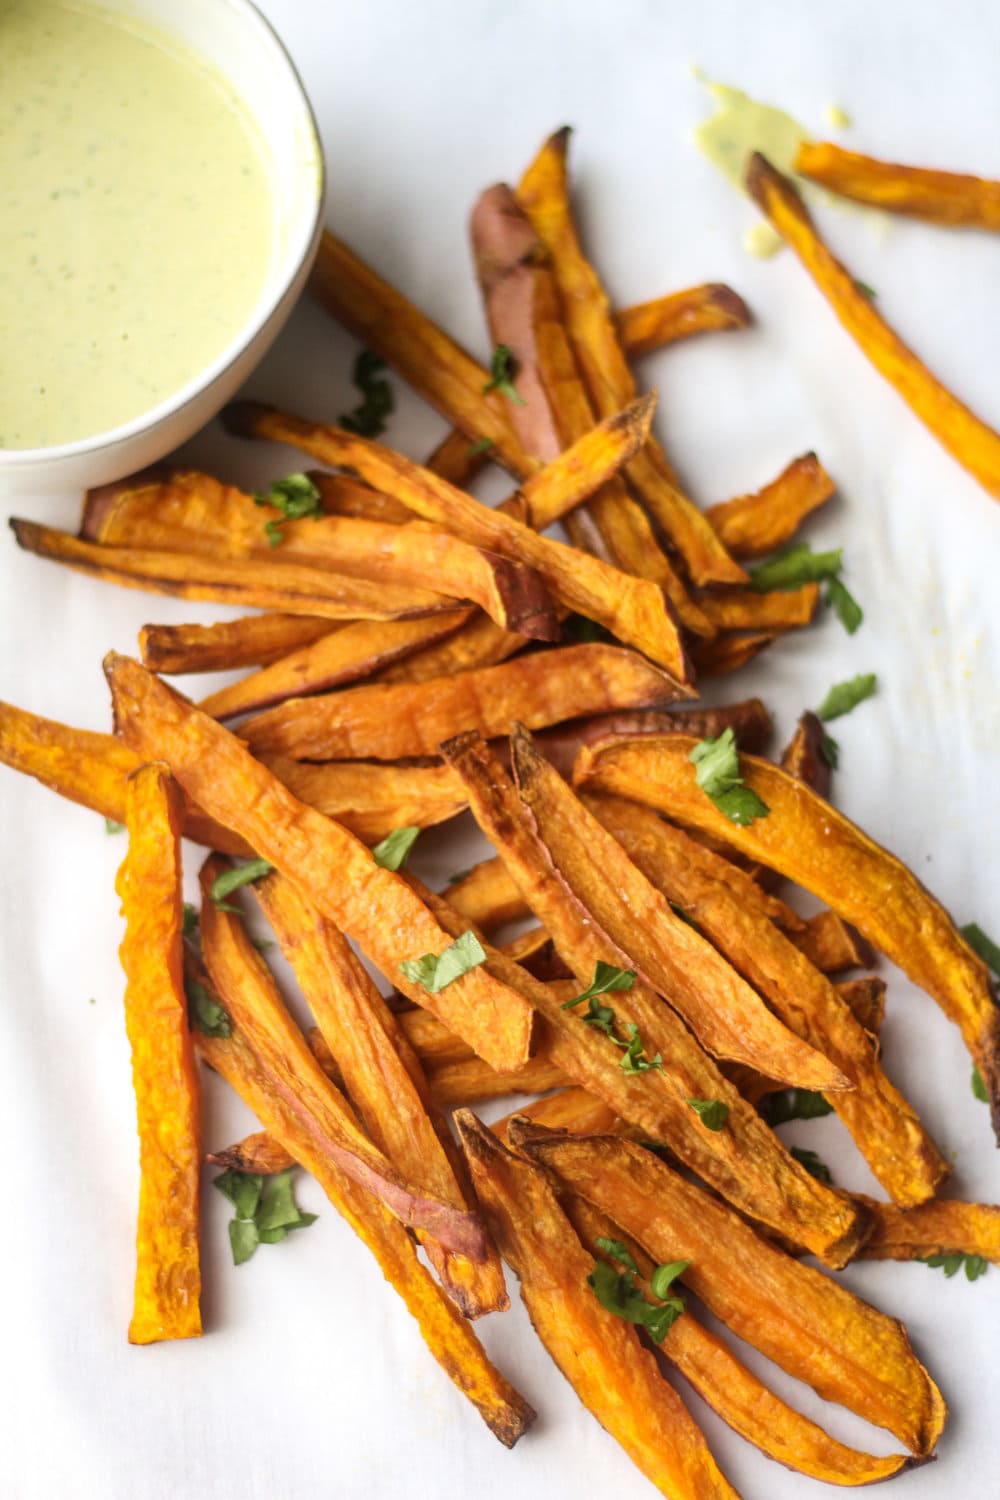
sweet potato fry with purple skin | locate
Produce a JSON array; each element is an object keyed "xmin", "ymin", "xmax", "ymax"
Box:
[
  {"xmin": 139, "ymin": 614, "xmax": 337, "ymax": 675},
  {"xmin": 697, "ymin": 584, "xmax": 819, "ymax": 632},
  {"xmin": 223, "ymin": 399, "xmax": 695, "ymax": 685},
  {"xmin": 855, "ymin": 1196, "xmax": 1000, "ymax": 1265},
  {"xmin": 615, "ymin": 284, "xmax": 751, "ymax": 356},
  {"xmin": 512, "ymin": 728, "xmax": 850, "ymax": 1089},
  {"xmin": 105, "ymin": 655, "xmax": 534, "ymax": 1074},
  {"xmin": 790, "ymin": 909, "xmax": 876, "ymax": 974},
  {"xmin": 796, "ymin": 140, "xmax": 1000, "ymax": 229},
  {"xmin": 781, "ymin": 709, "xmax": 833, "ymax": 798},
  {"xmin": 10, "ymin": 518, "xmax": 452, "ymax": 621},
  {"xmin": 583, "ymin": 791, "xmax": 948, "ymax": 1205},
  {"xmin": 517, "ymin": 1127, "xmax": 946, "ymax": 1457},
  {"xmin": 190, "ymin": 965, "xmax": 533, "ymax": 1447},
  {"xmin": 197, "ymin": 612, "xmax": 470, "ymax": 720},
  {"xmin": 706, "ymin": 453, "xmax": 835, "ymax": 560},
  {"xmin": 517, "ymin": 128, "xmax": 747, "ymax": 587},
  {"xmin": 85, "ymin": 470, "xmax": 558, "ymax": 641},
  {"xmin": 117, "ymin": 765, "xmax": 201, "ymax": 1345},
  {"xmin": 691, "ymin": 630, "xmax": 776, "ymax": 676},
  {"xmin": 441, "ymin": 731, "xmax": 868, "ymax": 1266},
  {"xmin": 535, "ymin": 698, "xmax": 773, "ymax": 777},
  {"xmin": 575, "ymin": 731, "xmax": 1000, "ymax": 1134},
  {"xmin": 563, "ymin": 1191, "xmax": 913, "ymax": 1487},
  {"xmin": 456, "ymin": 1112, "xmax": 740, "ymax": 1500},
  {"xmin": 240, "ymin": 643, "xmax": 686, "ymax": 762},
  {"xmin": 199, "ymin": 856, "xmax": 488, "ymax": 1259},
  {"xmin": 747, "ymin": 152, "xmax": 1000, "ymax": 503},
  {"xmin": 262, "ymin": 756, "xmax": 467, "ymax": 844}
]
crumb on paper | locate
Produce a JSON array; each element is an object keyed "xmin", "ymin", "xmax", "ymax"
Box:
[
  {"xmin": 743, "ymin": 221, "xmax": 784, "ymax": 258},
  {"xmin": 825, "ymin": 104, "xmax": 851, "ymax": 129}
]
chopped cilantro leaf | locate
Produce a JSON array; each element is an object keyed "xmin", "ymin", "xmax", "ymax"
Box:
[
  {"xmin": 216, "ymin": 1167, "xmax": 317, "ymax": 1266},
  {"xmin": 819, "ymin": 731, "xmax": 840, "ymax": 769},
  {"xmin": 185, "ymin": 978, "xmax": 231, "ymax": 1038},
  {"xmin": 561, "ymin": 961, "xmax": 636, "ymax": 1010},
  {"xmin": 748, "ymin": 543, "xmax": 843, "ymax": 593},
  {"xmin": 339, "ymin": 350, "xmax": 394, "ymax": 438},
  {"xmin": 587, "ymin": 1257, "xmax": 686, "ymax": 1343},
  {"xmin": 399, "ymin": 930, "xmax": 486, "ymax": 993},
  {"xmin": 687, "ymin": 1098, "xmax": 729, "ymax": 1131},
  {"xmin": 690, "ymin": 728, "xmax": 769, "ymax": 826},
  {"xmin": 817, "ymin": 674, "xmax": 877, "ymax": 722},
  {"xmin": 790, "ymin": 1145, "xmax": 833, "ymax": 1184},
  {"xmin": 961, "ymin": 923, "xmax": 1000, "ymax": 976},
  {"xmin": 825, "ymin": 576, "xmax": 864, "ymax": 634},
  {"xmin": 482, "ymin": 343, "xmax": 526, "ymax": 405},
  {"xmin": 104, "ymin": 818, "xmax": 125, "ymax": 834},
  {"xmin": 619, "ymin": 1023, "xmax": 663, "ymax": 1075},
  {"xmin": 182, "ymin": 902, "xmax": 199, "ymax": 938},
  {"xmin": 252, "ymin": 473, "xmax": 322, "ymax": 547},
  {"xmin": 371, "ymin": 825, "xmax": 421, "ymax": 872},
  {"xmin": 210, "ymin": 859, "xmax": 274, "ymax": 907},
  {"xmin": 760, "ymin": 1089, "xmax": 834, "ymax": 1127},
  {"xmin": 971, "ymin": 1065, "xmax": 989, "ymax": 1103},
  {"xmin": 595, "ymin": 1236, "xmax": 639, "ymax": 1274}
]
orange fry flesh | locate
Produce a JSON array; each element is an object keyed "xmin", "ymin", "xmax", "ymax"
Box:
[
  {"xmin": 104, "ymin": 654, "xmax": 533, "ymax": 1074},
  {"xmin": 615, "ymin": 283, "xmax": 751, "ymax": 356},
  {"xmin": 796, "ymin": 140, "xmax": 1000, "ymax": 229},
  {"xmin": 139, "ymin": 613, "xmax": 336, "ymax": 675},
  {"xmin": 691, "ymin": 629, "xmax": 776, "ymax": 677},
  {"xmin": 697, "ymin": 583, "xmax": 819, "ymax": 631},
  {"xmin": 519, "ymin": 1129, "xmax": 946, "ymax": 1458},
  {"xmin": 456, "ymin": 1112, "xmax": 739, "ymax": 1499},
  {"xmin": 374, "ymin": 611, "xmax": 528, "ymax": 686},
  {"xmin": 791, "ymin": 909, "xmax": 876, "ymax": 974},
  {"xmin": 116, "ymin": 764, "xmax": 201, "ymax": 1344},
  {"xmin": 856, "ymin": 1196, "xmax": 1000, "ymax": 1265},
  {"xmin": 446, "ymin": 855, "xmax": 533, "ymax": 932},
  {"xmin": 263, "ymin": 756, "xmax": 467, "ymax": 844},
  {"xmin": 747, "ymin": 152, "xmax": 1000, "ymax": 502},
  {"xmin": 706, "ymin": 452, "xmax": 836, "ymax": 559}
]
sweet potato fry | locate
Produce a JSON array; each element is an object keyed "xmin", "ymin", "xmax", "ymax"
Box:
[
  {"xmin": 105, "ymin": 655, "xmax": 534, "ymax": 1073},
  {"xmin": 697, "ymin": 583, "xmax": 819, "ymax": 631},
  {"xmin": 513, "ymin": 728, "xmax": 849, "ymax": 1090},
  {"xmin": 240, "ymin": 643, "xmax": 685, "ymax": 762},
  {"xmin": 790, "ymin": 909, "xmax": 876, "ymax": 974},
  {"xmin": 441, "ymin": 732, "xmax": 868, "ymax": 1266},
  {"xmin": 224, "ymin": 400, "xmax": 695, "ymax": 684},
  {"xmin": 199, "ymin": 855, "xmax": 487, "ymax": 1257},
  {"xmin": 116, "ymin": 764, "xmax": 201, "ymax": 1344},
  {"xmin": 856, "ymin": 1195, "xmax": 1000, "ymax": 1265},
  {"xmin": 375, "ymin": 612, "xmax": 528, "ymax": 685},
  {"xmin": 309, "ymin": 468, "xmax": 414, "ymax": 525},
  {"xmin": 747, "ymin": 153, "xmax": 1000, "ymax": 502},
  {"xmin": 429, "ymin": 1053, "xmax": 569, "ymax": 1109},
  {"xmin": 615, "ymin": 283, "xmax": 751, "ymax": 356},
  {"xmin": 139, "ymin": 614, "xmax": 336, "ymax": 675},
  {"xmin": 86, "ymin": 469, "xmax": 558, "ymax": 641},
  {"xmin": 399, "ymin": 1008, "xmax": 472, "ymax": 1069},
  {"xmin": 446, "ymin": 855, "xmax": 532, "ymax": 932},
  {"xmin": 796, "ymin": 140, "xmax": 1000, "ymax": 229},
  {"xmin": 584, "ymin": 791, "xmax": 947, "ymax": 1205},
  {"xmin": 496, "ymin": 1086, "xmax": 622, "ymax": 1138},
  {"xmin": 250, "ymin": 873, "xmax": 504, "ymax": 1317},
  {"xmin": 563, "ymin": 1193, "xmax": 912, "ymax": 1487},
  {"xmin": 835, "ymin": 976, "xmax": 887, "ymax": 1036},
  {"xmin": 574, "ymin": 731, "xmax": 1000, "ymax": 1130},
  {"xmin": 706, "ymin": 453, "xmax": 835, "ymax": 559},
  {"xmin": 456, "ymin": 1112, "xmax": 739, "ymax": 1499},
  {"xmin": 535, "ymin": 698, "xmax": 773, "ymax": 776},
  {"xmin": 518, "ymin": 1128, "xmax": 946, "ymax": 1457},
  {"xmin": 208, "ymin": 1130, "xmax": 296, "ymax": 1176},
  {"xmin": 518, "ymin": 128, "xmax": 747, "ymax": 586},
  {"xmin": 10, "ymin": 518, "xmax": 452, "ymax": 621},
  {"xmin": 781, "ymin": 709, "xmax": 832, "ymax": 797},
  {"xmin": 191, "ymin": 969, "xmax": 533, "ymax": 1446},
  {"xmin": 262, "ymin": 756, "xmax": 467, "ymax": 843},
  {"xmin": 690, "ymin": 629, "xmax": 776, "ymax": 676},
  {"xmin": 197, "ymin": 613, "xmax": 470, "ymax": 720}
]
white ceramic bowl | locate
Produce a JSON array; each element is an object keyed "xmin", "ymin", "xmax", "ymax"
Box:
[{"xmin": 0, "ymin": 0, "xmax": 324, "ymax": 499}]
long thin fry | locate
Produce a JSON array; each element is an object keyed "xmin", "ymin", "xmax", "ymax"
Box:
[
  {"xmin": 575, "ymin": 731, "xmax": 1000, "ymax": 1130},
  {"xmin": 796, "ymin": 140, "xmax": 1000, "ymax": 229},
  {"xmin": 615, "ymin": 283, "xmax": 751, "ymax": 356},
  {"xmin": 116, "ymin": 764, "xmax": 201, "ymax": 1344},
  {"xmin": 263, "ymin": 756, "xmax": 467, "ymax": 844},
  {"xmin": 375, "ymin": 612, "xmax": 528, "ymax": 685},
  {"xmin": 706, "ymin": 453, "xmax": 835, "ymax": 559},
  {"xmin": 747, "ymin": 152, "xmax": 1000, "ymax": 502},
  {"xmin": 446, "ymin": 855, "xmax": 532, "ymax": 932},
  {"xmin": 139, "ymin": 614, "xmax": 336, "ymax": 675},
  {"xmin": 534, "ymin": 697, "xmax": 773, "ymax": 776},
  {"xmin": 105, "ymin": 654, "xmax": 534, "ymax": 1073},
  {"xmin": 697, "ymin": 583, "xmax": 819, "ymax": 631},
  {"xmin": 855, "ymin": 1195, "xmax": 1000, "ymax": 1265}
]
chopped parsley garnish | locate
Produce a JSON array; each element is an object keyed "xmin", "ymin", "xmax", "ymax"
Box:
[
  {"xmin": 185, "ymin": 977, "xmax": 231, "ymax": 1038},
  {"xmin": 971, "ymin": 1065, "xmax": 989, "ymax": 1104},
  {"xmin": 819, "ymin": 731, "xmax": 840, "ymax": 769},
  {"xmin": 561, "ymin": 961, "xmax": 636, "ymax": 1010},
  {"xmin": 669, "ymin": 901, "xmax": 699, "ymax": 929},
  {"xmin": 748, "ymin": 543, "xmax": 862, "ymax": 635},
  {"xmin": 825, "ymin": 575, "xmax": 864, "ymax": 634},
  {"xmin": 182, "ymin": 902, "xmax": 199, "ymax": 939},
  {"xmin": 563, "ymin": 613, "xmax": 615, "ymax": 645},
  {"xmin": 252, "ymin": 472, "xmax": 322, "ymax": 547},
  {"xmin": 689, "ymin": 727, "xmax": 770, "ymax": 826},
  {"xmin": 961, "ymin": 923, "xmax": 1000, "ymax": 976},
  {"xmin": 759, "ymin": 1089, "xmax": 834, "ymax": 1127},
  {"xmin": 817, "ymin": 673, "xmax": 877, "ymax": 722},
  {"xmin": 588, "ymin": 1241, "xmax": 688, "ymax": 1343},
  {"xmin": 371, "ymin": 825, "xmax": 421, "ymax": 872},
  {"xmin": 686, "ymin": 1098, "xmax": 729, "ymax": 1131},
  {"xmin": 467, "ymin": 437, "xmax": 495, "ymax": 457},
  {"xmin": 399, "ymin": 930, "xmax": 486, "ymax": 993},
  {"xmin": 595, "ymin": 1236, "xmax": 638, "ymax": 1273},
  {"xmin": 214, "ymin": 1167, "xmax": 317, "ymax": 1266},
  {"xmin": 482, "ymin": 343, "xmax": 526, "ymax": 405},
  {"xmin": 919, "ymin": 1252, "xmax": 988, "ymax": 1282},
  {"xmin": 581, "ymin": 997, "xmax": 617, "ymax": 1038},
  {"xmin": 210, "ymin": 859, "xmax": 274, "ymax": 908},
  {"xmin": 104, "ymin": 818, "xmax": 125, "ymax": 834},
  {"xmin": 790, "ymin": 1145, "xmax": 833, "ymax": 1184},
  {"xmin": 339, "ymin": 350, "xmax": 394, "ymax": 438},
  {"xmin": 854, "ymin": 279, "xmax": 878, "ymax": 299},
  {"xmin": 618, "ymin": 1024, "xmax": 663, "ymax": 1075}
]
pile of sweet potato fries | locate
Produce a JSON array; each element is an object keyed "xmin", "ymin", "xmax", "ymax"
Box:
[{"xmin": 4, "ymin": 129, "xmax": 1000, "ymax": 1498}]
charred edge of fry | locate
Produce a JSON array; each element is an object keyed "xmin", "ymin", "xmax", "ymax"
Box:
[
  {"xmin": 138, "ymin": 615, "xmax": 337, "ymax": 675},
  {"xmin": 781, "ymin": 711, "xmax": 831, "ymax": 798},
  {"xmin": 615, "ymin": 284, "xmax": 751, "ymax": 358},
  {"xmin": 690, "ymin": 630, "xmax": 776, "ymax": 676}
]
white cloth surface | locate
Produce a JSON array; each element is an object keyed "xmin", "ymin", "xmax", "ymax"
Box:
[{"xmin": 2, "ymin": 1, "xmax": 999, "ymax": 1495}]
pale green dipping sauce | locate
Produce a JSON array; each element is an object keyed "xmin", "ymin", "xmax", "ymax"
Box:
[{"xmin": 1, "ymin": 0, "xmax": 275, "ymax": 449}]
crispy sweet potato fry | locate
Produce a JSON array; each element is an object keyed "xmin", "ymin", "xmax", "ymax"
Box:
[
  {"xmin": 262, "ymin": 756, "xmax": 467, "ymax": 843},
  {"xmin": 691, "ymin": 630, "xmax": 776, "ymax": 676},
  {"xmin": 615, "ymin": 283, "xmax": 751, "ymax": 356},
  {"xmin": 796, "ymin": 140, "xmax": 1000, "ymax": 229},
  {"xmin": 197, "ymin": 613, "xmax": 470, "ymax": 719},
  {"xmin": 105, "ymin": 655, "xmax": 534, "ymax": 1074},
  {"xmin": 429, "ymin": 1053, "xmax": 569, "ymax": 1109},
  {"xmin": 446, "ymin": 855, "xmax": 532, "ymax": 932},
  {"xmin": 706, "ymin": 453, "xmax": 835, "ymax": 559},
  {"xmin": 309, "ymin": 468, "xmax": 415, "ymax": 525},
  {"xmin": 10, "ymin": 519, "xmax": 452, "ymax": 621},
  {"xmin": 781, "ymin": 709, "xmax": 832, "ymax": 798},
  {"xmin": 584, "ymin": 791, "xmax": 947, "ymax": 1204},
  {"xmin": 513, "ymin": 728, "xmax": 850, "ymax": 1089},
  {"xmin": 563, "ymin": 1191, "xmax": 912, "ymax": 1487},
  {"xmin": 575, "ymin": 731, "xmax": 1000, "ymax": 1130},
  {"xmin": 791, "ymin": 909, "xmax": 876, "ymax": 974},
  {"xmin": 375, "ymin": 612, "xmax": 528, "ymax": 685},
  {"xmin": 497, "ymin": 1086, "xmax": 622, "ymax": 1138},
  {"xmin": 535, "ymin": 698, "xmax": 773, "ymax": 777},
  {"xmin": 191, "ymin": 969, "xmax": 532, "ymax": 1446},
  {"xmin": 697, "ymin": 583, "xmax": 819, "ymax": 631},
  {"xmin": 250, "ymin": 873, "xmax": 504, "ymax": 1317},
  {"xmin": 116, "ymin": 765, "xmax": 201, "ymax": 1344},
  {"xmin": 518, "ymin": 1128, "xmax": 946, "ymax": 1457},
  {"xmin": 747, "ymin": 153, "xmax": 1000, "ymax": 502},
  {"xmin": 199, "ymin": 856, "xmax": 487, "ymax": 1257},
  {"xmin": 835, "ymin": 976, "xmax": 887, "ymax": 1037},
  {"xmin": 441, "ymin": 732, "xmax": 868, "ymax": 1266},
  {"xmin": 517, "ymin": 128, "xmax": 747, "ymax": 586},
  {"xmin": 208, "ymin": 1130, "xmax": 296, "ymax": 1176},
  {"xmin": 139, "ymin": 614, "xmax": 336, "ymax": 675},
  {"xmin": 86, "ymin": 470, "xmax": 558, "ymax": 641},
  {"xmin": 240, "ymin": 643, "xmax": 685, "ymax": 762},
  {"xmin": 457, "ymin": 1112, "xmax": 739, "ymax": 1499},
  {"xmin": 856, "ymin": 1195, "xmax": 1000, "ymax": 1265},
  {"xmin": 224, "ymin": 400, "xmax": 695, "ymax": 684}
]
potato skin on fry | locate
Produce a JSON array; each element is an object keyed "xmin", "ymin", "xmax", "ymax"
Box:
[
  {"xmin": 796, "ymin": 140, "xmax": 1000, "ymax": 229},
  {"xmin": 116, "ymin": 764, "xmax": 201, "ymax": 1344}
]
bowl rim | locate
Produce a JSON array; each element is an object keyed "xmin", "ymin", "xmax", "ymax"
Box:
[{"xmin": 0, "ymin": 0, "xmax": 325, "ymax": 469}]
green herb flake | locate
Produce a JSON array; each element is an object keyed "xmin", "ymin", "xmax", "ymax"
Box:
[
  {"xmin": 790, "ymin": 1146, "xmax": 833, "ymax": 1184},
  {"xmin": 961, "ymin": 923, "xmax": 1000, "ymax": 977},
  {"xmin": 619, "ymin": 1023, "xmax": 664, "ymax": 1075},
  {"xmin": 561, "ymin": 961, "xmax": 636, "ymax": 1010},
  {"xmin": 214, "ymin": 1168, "xmax": 263, "ymax": 1220},
  {"xmin": 580, "ymin": 997, "xmax": 617, "ymax": 1038},
  {"xmin": 759, "ymin": 1089, "xmax": 834, "ymax": 1127},
  {"xmin": 669, "ymin": 901, "xmax": 699, "ymax": 929},
  {"xmin": 482, "ymin": 343, "xmax": 527, "ymax": 406},
  {"xmin": 649, "ymin": 1260, "xmax": 691, "ymax": 1300},
  {"xmin": 216, "ymin": 1167, "xmax": 317, "ymax": 1267},
  {"xmin": 371, "ymin": 825, "xmax": 421, "ymax": 872},
  {"xmin": 965, "ymin": 1254, "xmax": 989, "ymax": 1281},
  {"xmin": 182, "ymin": 902, "xmax": 199, "ymax": 939},
  {"xmin": 854, "ymin": 279, "xmax": 878, "ymax": 299},
  {"xmin": 210, "ymin": 859, "xmax": 274, "ymax": 908},
  {"xmin": 819, "ymin": 731, "xmax": 840, "ymax": 769},
  {"xmin": 587, "ymin": 1257, "xmax": 686, "ymax": 1343},
  {"xmin": 687, "ymin": 1098, "xmax": 729, "ymax": 1131},
  {"xmin": 825, "ymin": 576, "xmax": 864, "ymax": 634},
  {"xmin": 255, "ymin": 1169, "xmax": 318, "ymax": 1236},
  {"xmin": 399, "ymin": 930, "xmax": 487, "ymax": 994},
  {"xmin": 252, "ymin": 472, "xmax": 322, "ymax": 547},
  {"xmin": 339, "ymin": 350, "xmax": 394, "ymax": 438},
  {"xmin": 185, "ymin": 978, "xmax": 231, "ymax": 1038},
  {"xmin": 467, "ymin": 437, "xmax": 495, "ymax": 457},
  {"xmin": 689, "ymin": 728, "xmax": 770, "ymax": 826},
  {"xmin": 228, "ymin": 1217, "xmax": 260, "ymax": 1265},
  {"xmin": 971, "ymin": 1065, "xmax": 989, "ymax": 1103},
  {"xmin": 748, "ymin": 542, "xmax": 843, "ymax": 593},
  {"xmin": 920, "ymin": 1251, "xmax": 988, "ymax": 1281},
  {"xmin": 594, "ymin": 1236, "xmax": 639, "ymax": 1274},
  {"xmin": 104, "ymin": 818, "xmax": 125, "ymax": 834},
  {"xmin": 817, "ymin": 673, "xmax": 877, "ymax": 723}
]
